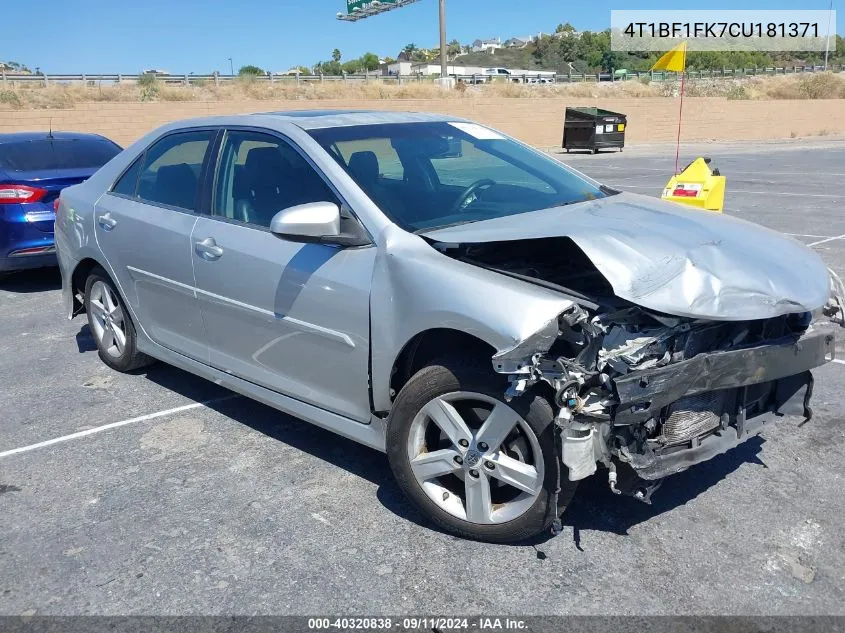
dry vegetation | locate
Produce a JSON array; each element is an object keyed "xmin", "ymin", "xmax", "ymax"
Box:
[{"xmin": 1, "ymin": 73, "xmax": 844, "ymax": 109}]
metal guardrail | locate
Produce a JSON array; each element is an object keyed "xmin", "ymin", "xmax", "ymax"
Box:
[{"xmin": 1, "ymin": 65, "xmax": 842, "ymax": 87}]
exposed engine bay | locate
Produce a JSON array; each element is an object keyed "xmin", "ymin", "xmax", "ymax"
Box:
[{"xmin": 436, "ymin": 238, "xmax": 842, "ymax": 503}]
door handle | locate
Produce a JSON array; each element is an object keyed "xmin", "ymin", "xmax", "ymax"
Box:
[
  {"xmin": 195, "ymin": 237, "xmax": 224, "ymax": 260},
  {"xmin": 97, "ymin": 213, "xmax": 117, "ymax": 230}
]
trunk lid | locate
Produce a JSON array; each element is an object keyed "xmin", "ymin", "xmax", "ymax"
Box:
[{"xmin": 1, "ymin": 167, "xmax": 97, "ymax": 232}]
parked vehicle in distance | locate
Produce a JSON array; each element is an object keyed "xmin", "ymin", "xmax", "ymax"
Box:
[
  {"xmin": 55, "ymin": 111, "xmax": 840, "ymax": 543},
  {"xmin": 482, "ymin": 67, "xmax": 513, "ymax": 83},
  {"xmin": 0, "ymin": 132, "xmax": 122, "ymax": 273}
]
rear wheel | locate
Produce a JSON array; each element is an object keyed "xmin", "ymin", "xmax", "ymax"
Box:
[
  {"xmin": 387, "ymin": 357, "xmax": 577, "ymax": 543},
  {"xmin": 84, "ymin": 267, "xmax": 152, "ymax": 372}
]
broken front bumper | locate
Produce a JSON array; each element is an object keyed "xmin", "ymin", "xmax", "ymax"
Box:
[
  {"xmin": 613, "ymin": 328, "xmax": 834, "ymax": 426},
  {"xmin": 614, "ymin": 328, "xmax": 835, "ymax": 481}
]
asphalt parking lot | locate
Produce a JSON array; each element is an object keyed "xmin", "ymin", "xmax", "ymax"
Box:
[{"xmin": 1, "ymin": 138, "xmax": 844, "ymax": 616}]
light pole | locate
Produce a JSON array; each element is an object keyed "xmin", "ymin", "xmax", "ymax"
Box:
[
  {"xmin": 228, "ymin": 57, "xmax": 234, "ymax": 76},
  {"xmin": 439, "ymin": 0, "xmax": 448, "ymax": 80},
  {"xmin": 823, "ymin": 0, "xmax": 833, "ymax": 71}
]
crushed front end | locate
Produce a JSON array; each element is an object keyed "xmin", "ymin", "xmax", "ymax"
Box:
[{"xmin": 493, "ymin": 302, "xmax": 837, "ymax": 502}]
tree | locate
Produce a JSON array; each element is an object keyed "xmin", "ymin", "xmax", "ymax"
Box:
[
  {"xmin": 532, "ymin": 33, "xmax": 580, "ymax": 71},
  {"xmin": 332, "ymin": 48, "xmax": 342, "ymax": 63},
  {"xmin": 448, "ymin": 39, "xmax": 462, "ymax": 58},
  {"xmin": 578, "ymin": 30, "xmax": 612, "ymax": 69},
  {"xmin": 600, "ymin": 51, "xmax": 623, "ymax": 74},
  {"xmin": 317, "ymin": 60, "xmax": 343, "ymax": 75},
  {"xmin": 238, "ymin": 65, "xmax": 264, "ymax": 76},
  {"xmin": 403, "ymin": 43, "xmax": 418, "ymax": 56},
  {"xmin": 2, "ymin": 60, "xmax": 31, "ymax": 73},
  {"xmin": 342, "ymin": 60, "xmax": 361, "ymax": 74},
  {"xmin": 360, "ymin": 52, "xmax": 380, "ymax": 71},
  {"xmin": 556, "ymin": 22, "xmax": 576, "ymax": 34}
]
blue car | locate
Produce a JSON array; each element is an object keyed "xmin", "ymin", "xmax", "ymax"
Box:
[{"xmin": 0, "ymin": 132, "xmax": 121, "ymax": 273}]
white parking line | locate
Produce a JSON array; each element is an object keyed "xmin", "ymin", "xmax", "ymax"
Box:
[
  {"xmin": 808, "ymin": 234, "xmax": 845, "ymax": 247},
  {"xmin": 0, "ymin": 395, "xmax": 238, "ymax": 459}
]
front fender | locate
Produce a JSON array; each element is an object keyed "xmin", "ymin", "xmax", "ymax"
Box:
[{"xmin": 369, "ymin": 225, "xmax": 575, "ymax": 411}]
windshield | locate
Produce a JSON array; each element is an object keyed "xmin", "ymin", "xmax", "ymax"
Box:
[
  {"xmin": 0, "ymin": 138, "xmax": 121, "ymax": 172},
  {"xmin": 308, "ymin": 121, "xmax": 611, "ymax": 232}
]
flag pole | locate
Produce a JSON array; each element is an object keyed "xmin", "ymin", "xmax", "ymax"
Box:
[{"xmin": 674, "ymin": 45, "xmax": 687, "ymax": 175}]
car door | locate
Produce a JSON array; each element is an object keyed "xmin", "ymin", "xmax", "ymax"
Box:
[
  {"xmin": 95, "ymin": 129, "xmax": 217, "ymax": 362},
  {"xmin": 191, "ymin": 128, "xmax": 375, "ymax": 422}
]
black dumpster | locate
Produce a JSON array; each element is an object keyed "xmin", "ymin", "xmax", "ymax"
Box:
[{"xmin": 562, "ymin": 107, "xmax": 627, "ymax": 153}]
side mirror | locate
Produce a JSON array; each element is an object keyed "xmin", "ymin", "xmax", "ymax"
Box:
[
  {"xmin": 269, "ymin": 201, "xmax": 370, "ymax": 247},
  {"xmin": 270, "ymin": 201, "xmax": 341, "ymax": 240}
]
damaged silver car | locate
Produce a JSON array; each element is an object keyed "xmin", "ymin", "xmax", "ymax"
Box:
[{"xmin": 55, "ymin": 111, "xmax": 843, "ymax": 543}]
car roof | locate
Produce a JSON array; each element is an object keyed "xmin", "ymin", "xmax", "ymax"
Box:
[
  {"xmin": 257, "ymin": 110, "xmax": 461, "ymax": 130},
  {"xmin": 0, "ymin": 131, "xmax": 115, "ymax": 144},
  {"xmin": 131, "ymin": 110, "xmax": 473, "ymax": 144}
]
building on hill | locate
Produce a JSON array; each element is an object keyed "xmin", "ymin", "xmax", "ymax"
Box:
[
  {"xmin": 471, "ymin": 38, "xmax": 503, "ymax": 54},
  {"xmin": 504, "ymin": 37, "xmax": 533, "ymax": 49}
]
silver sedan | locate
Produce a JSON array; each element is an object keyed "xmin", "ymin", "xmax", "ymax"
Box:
[{"xmin": 55, "ymin": 111, "xmax": 842, "ymax": 543}]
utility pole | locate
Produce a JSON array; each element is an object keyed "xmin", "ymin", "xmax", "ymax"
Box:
[
  {"xmin": 823, "ymin": 0, "xmax": 833, "ymax": 71},
  {"xmin": 439, "ymin": 0, "xmax": 448, "ymax": 80},
  {"xmin": 228, "ymin": 57, "xmax": 234, "ymax": 76}
]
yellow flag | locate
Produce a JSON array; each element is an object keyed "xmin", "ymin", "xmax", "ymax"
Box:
[{"xmin": 651, "ymin": 42, "xmax": 687, "ymax": 72}]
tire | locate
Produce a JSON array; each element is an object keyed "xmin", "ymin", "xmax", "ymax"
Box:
[
  {"xmin": 84, "ymin": 266, "xmax": 153, "ymax": 372},
  {"xmin": 386, "ymin": 356, "xmax": 578, "ymax": 543}
]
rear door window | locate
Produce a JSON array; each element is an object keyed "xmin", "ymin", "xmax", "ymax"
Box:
[
  {"xmin": 0, "ymin": 138, "xmax": 121, "ymax": 172},
  {"xmin": 136, "ymin": 130, "xmax": 216, "ymax": 211}
]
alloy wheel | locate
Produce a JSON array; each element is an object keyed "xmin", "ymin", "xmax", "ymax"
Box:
[
  {"xmin": 406, "ymin": 391, "xmax": 545, "ymax": 525},
  {"xmin": 88, "ymin": 280, "xmax": 127, "ymax": 359}
]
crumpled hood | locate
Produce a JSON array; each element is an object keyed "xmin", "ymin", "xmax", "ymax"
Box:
[{"xmin": 422, "ymin": 192, "xmax": 830, "ymax": 321}]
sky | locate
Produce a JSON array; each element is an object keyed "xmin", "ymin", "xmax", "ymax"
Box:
[{"xmin": 3, "ymin": 0, "xmax": 841, "ymax": 74}]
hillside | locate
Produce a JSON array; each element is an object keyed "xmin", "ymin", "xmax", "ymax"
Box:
[{"xmin": 453, "ymin": 47, "xmax": 552, "ymax": 71}]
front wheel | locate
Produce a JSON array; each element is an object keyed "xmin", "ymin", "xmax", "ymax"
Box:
[{"xmin": 386, "ymin": 357, "xmax": 577, "ymax": 543}]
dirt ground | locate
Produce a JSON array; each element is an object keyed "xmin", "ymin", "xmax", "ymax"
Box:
[{"xmin": 1, "ymin": 96, "xmax": 845, "ymax": 148}]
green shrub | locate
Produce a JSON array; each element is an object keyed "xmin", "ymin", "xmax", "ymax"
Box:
[
  {"xmin": 140, "ymin": 84, "xmax": 160, "ymax": 101},
  {"xmin": 238, "ymin": 65, "xmax": 264, "ymax": 77},
  {"xmin": 798, "ymin": 73, "xmax": 840, "ymax": 99},
  {"xmin": 725, "ymin": 85, "xmax": 750, "ymax": 100},
  {"xmin": 0, "ymin": 90, "xmax": 22, "ymax": 107}
]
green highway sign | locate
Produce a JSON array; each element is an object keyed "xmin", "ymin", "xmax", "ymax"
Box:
[
  {"xmin": 348, "ymin": 0, "xmax": 396, "ymax": 14},
  {"xmin": 340, "ymin": 0, "xmax": 420, "ymax": 21}
]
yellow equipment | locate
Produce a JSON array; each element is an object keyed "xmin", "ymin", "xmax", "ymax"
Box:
[{"xmin": 661, "ymin": 157, "xmax": 726, "ymax": 212}]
